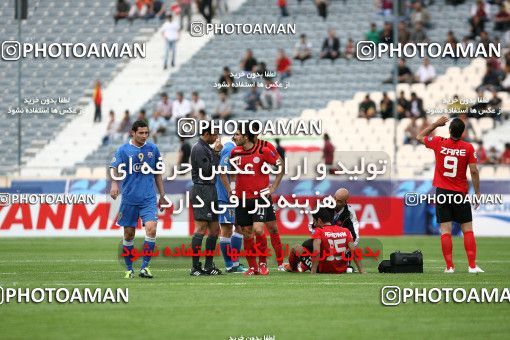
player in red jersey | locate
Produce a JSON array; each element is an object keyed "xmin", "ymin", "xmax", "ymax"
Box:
[
  {"xmin": 417, "ymin": 116, "xmax": 483, "ymax": 274},
  {"xmin": 283, "ymin": 207, "xmax": 363, "ymax": 274},
  {"xmin": 252, "ymin": 134, "xmax": 285, "ymax": 271},
  {"xmin": 231, "ymin": 123, "xmax": 284, "ymax": 276}
]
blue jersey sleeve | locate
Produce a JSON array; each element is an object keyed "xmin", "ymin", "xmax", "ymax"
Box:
[{"xmin": 110, "ymin": 146, "xmax": 127, "ymax": 169}]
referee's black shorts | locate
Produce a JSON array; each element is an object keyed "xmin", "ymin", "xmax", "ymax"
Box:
[
  {"xmin": 191, "ymin": 183, "xmax": 218, "ymax": 222},
  {"xmin": 435, "ymin": 187, "xmax": 472, "ymax": 224}
]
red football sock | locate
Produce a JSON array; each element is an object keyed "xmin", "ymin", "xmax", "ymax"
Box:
[
  {"xmin": 243, "ymin": 237, "xmax": 258, "ymax": 271},
  {"xmin": 256, "ymin": 234, "xmax": 268, "ymax": 265},
  {"xmin": 270, "ymin": 233, "xmax": 284, "ymax": 266},
  {"xmin": 288, "ymin": 249, "xmax": 299, "ymax": 271},
  {"xmin": 463, "ymin": 230, "xmax": 477, "ymax": 268},
  {"xmin": 441, "ymin": 233, "xmax": 454, "ymax": 269}
]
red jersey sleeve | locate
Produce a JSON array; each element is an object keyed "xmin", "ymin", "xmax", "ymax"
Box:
[
  {"xmin": 424, "ymin": 136, "xmax": 441, "ymax": 150},
  {"xmin": 312, "ymin": 228, "xmax": 323, "ymax": 240},
  {"xmin": 468, "ymin": 144, "xmax": 477, "ymax": 164},
  {"xmin": 262, "ymin": 146, "xmax": 278, "ymax": 165}
]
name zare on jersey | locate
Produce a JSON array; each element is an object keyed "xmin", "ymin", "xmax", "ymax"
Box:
[{"xmin": 440, "ymin": 147, "xmax": 466, "ymax": 156}]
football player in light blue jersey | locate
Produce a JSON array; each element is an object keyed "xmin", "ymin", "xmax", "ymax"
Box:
[
  {"xmin": 216, "ymin": 140, "xmax": 247, "ymax": 273},
  {"xmin": 109, "ymin": 120, "xmax": 167, "ymax": 279}
]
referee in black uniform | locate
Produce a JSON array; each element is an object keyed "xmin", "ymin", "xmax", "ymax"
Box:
[{"xmin": 189, "ymin": 124, "xmax": 223, "ymax": 276}]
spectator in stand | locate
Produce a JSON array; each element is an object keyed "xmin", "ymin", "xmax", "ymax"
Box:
[
  {"xmin": 397, "ymin": 90, "xmax": 410, "ymax": 119},
  {"xmin": 416, "ymin": 58, "xmax": 436, "ymax": 85},
  {"xmin": 128, "ymin": 0, "xmax": 150, "ymax": 22},
  {"xmin": 398, "ymin": 22, "xmax": 411, "ymax": 45},
  {"xmin": 404, "ymin": 117, "xmax": 420, "ymax": 145},
  {"xmin": 161, "ymin": 14, "xmax": 180, "ymax": 69},
  {"xmin": 294, "ymin": 34, "xmax": 312, "ymax": 64},
  {"xmin": 358, "ymin": 94, "xmax": 377, "ymax": 119},
  {"xmin": 278, "ymin": 0, "xmax": 290, "ymax": 18},
  {"xmin": 213, "ymin": 92, "xmax": 233, "ymax": 120},
  {"xmin": 114, "ymin": 0, "xmax": 130, "ymax": 24},
  {"xmin": 495, "ymin": 4, "xmax": 510, "ymax": 31},
  {"xmin": 489, "ymin": 89, "xmax": 502, "ymax": 117},
  {"xmin": 322, "ymin": 133, "xmax": 335, "ymax": 173},
  {"xmin": 240, "ymin": 49, "xmax": 258, "ymax": 72},
  {"xmin": 276, "ymin": 49, "xmax": 292, "ymax": 81},
  {"xmin": 468, "ymin": 90, "xmax": 487, "ymax": 118},
  {"xmin": 320, "ymin": 29, "xmax": 340, "ymax": 63},
  {"xmin": 156, "ymin": 92, "xmax": 173, "ymax": 121},
  {"xmin": 384, "ymin": 58, "xmax": 416, "ymax": 83},
  {"xmin": 179, "ymin": 0, "xmax": 192, "ymax": 31},
  {"xmin": 93, "ymin": 80, "xmax": 102, "ymax": 123},
  {"xmin": 409, "ymin": 92, "xmax": 426, "ymax": 118},
  {"xmin": 197, "ymin": 109, "xmax": 207, "ymax": 121},
  {"xmin": 190, "ymin": 91, "xmax": 205, "ymax": 118},
  {"xmin": 477, "ymin": 63, "xmax": 504, "ymax": 92},
  {"xmin": 198, "ymin": 0, "xmax": 214, "ymax": 23},
  {"xmin": 275, "ymin": 138, "xmax": 286, "ymax": 159},
  {"xmin": 344, "ymin": 38, "xmax": 355, "ymax": 60},
  {"xmin": 366, "ymin": 23, "xmax": 381, "ymax": 44},
  {"xmin": 118, "ymin": 110, "xmax": 132, "ymax": 140},
  {"xmin": 410, "ymin": 22, "xmax": 429, "ymax": 43},
  {"xmin": 177, "ymin": 137, "xmax": 192, "ymax": 171},
  {"xmin": 102, "ymin": 110, "xmax": 117, "ymax": 145},
  {"xmin": 411, "ymin": 2, "xmax": 431, "ymax": 28},
  {"xmin": 316, "ymin": 0, "xmax": 329, "ymax": 21},
  {"xmin": 137, "ymin": 109, "xmax": 148, "ymax": 122},
  {"xmin": 486, "ymin": 146, "xmax": 500, "ymax": 164},
  {"xmin": 459, "ymin": 113, "xmax": 477, "ymax": 142},
  {"xmin": 145, "ymin": 0, "xmax": 166, "ymax": 20},
  {"xmin": 380, "ymin": 0, "xmax": 393, "ymax": 19},
  {"xmin": 172, "ymin": 91, "xmax": 192, "ymax": 120},
  {"xmin": 468, "ymin": 0, "xmax": 490, "ymax": 39},
  {"xmin": 149, "ymin": 111, "xmax": 167, "ymax": 143},
  {"xmin": 379, "ymin": 22, "xmax": 394, "ymax": 44},
  {"xmin": 261, "ymin": 79, "xmax": 281, "ymax": 110},
  {"xmin": 444, "ymin": 30, "xmax": 459, "ymax": 63},
  {"xmin": 476, "ymin": 141, "xmax": 488, "ymax": 164},
  {"xmin": 218, "ymin": 66, "xmax": 237, "ymax": 95},
  {"xmin": 380, "ymin": 92, "xmax": 394, "ymax": 119},
  {"xmin": 501, "ymin": 143, "xmax": 510, "ymax": 164},
  {"xmin": 478, "ymin": 31, "xmax": 493, "ymax": 52},
  {"xmin": 245, "ymin": 87, "xmax": 262, "ymax": 111},
  {"xmin": 448, "ymin": 94, "xmax": 469, "ymax": 116}
]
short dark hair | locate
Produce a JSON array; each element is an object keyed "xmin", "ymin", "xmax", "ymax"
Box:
[
  {"xmin": 200, "ymin": 121, "xmax": 219, "ymax": 136},
  {"xmin": 449, "ymin": 118, "xmax": 465, "ymax": 139},
  {"xmin": 132, "ymin": 120, "xmax": 148, "ymax": 132},
  {"xmin": 324, "ymin": 133, "xmax": 330, "ymax": 141},
  {"xmin": 312, "ymin": 207, "xmax": 335, "ymax": 225},
  {"xmin": 238, "ymin": 121, "xmax": 256, "ymax": 142},
  {"xmin": 161, "ymin": 92, "xmax": 168, "ymax": 98},
  {"xmin": 192, "ymin": 91, "xmax": 198, "ymax": 96}
]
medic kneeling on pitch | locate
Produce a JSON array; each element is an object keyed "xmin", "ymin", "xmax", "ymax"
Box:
[{"xmin": 283, "ymin": 207, "xmax": 364, "ymax": 274}]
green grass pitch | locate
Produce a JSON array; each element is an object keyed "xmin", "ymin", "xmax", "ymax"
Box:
[{"xmin": 0, "ymin": 236, "xmax": 509, "ymax": 340}]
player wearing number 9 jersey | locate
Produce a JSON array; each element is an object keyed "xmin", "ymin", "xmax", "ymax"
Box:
[{"xmin": 417, "ymin": 116, "xmax": 483, "ymax": 274}]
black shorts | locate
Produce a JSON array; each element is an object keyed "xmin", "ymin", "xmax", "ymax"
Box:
[
  {"xmin": 299, "ymin": 239, "xmax": 314, "ymax": 271},
  {"xmin": 191, "ymin": 184, "xmax": 218, "ymax": 222},
  {"xmin": 235, "ymin": 197, "xmax": 277, "ymax": 227},
  {"xmin": 435, "ymin": 187, "xmax": 472, "ymax": 224}
]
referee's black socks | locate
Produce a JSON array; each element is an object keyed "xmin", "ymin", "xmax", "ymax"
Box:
[
  {"xmin": 192, "ymin": 233, "xmax": 204, "ymax": 268},
  {"xmin": 204, "ymin": 235, "xmax": 218, "ymax": 269}
]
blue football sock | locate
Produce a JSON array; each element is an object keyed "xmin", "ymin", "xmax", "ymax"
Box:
[
  {"xmin": 141, "ymin": 236, "xmax": 156, "ymax": 270},
  {"xmin": 231, "ymin": 232, "xmax": 243, "ymax": 266},
  {"xmin": 220, "ymin": 237, "xmax": 233, "ymax": 269},
  {"xmin": 122, "ymin": 238, "xmax": 134, "ymax": 271}
]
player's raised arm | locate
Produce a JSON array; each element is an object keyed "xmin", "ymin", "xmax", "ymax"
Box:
[
  {"xmin": 416, "ymin": 115, "xmax": 449, "ymax": 144},
  {"xmin": 310, "ymin": 238, "xmax": 321, "ymax": 274},
  {"xmin": 348, "ymin": 241, "xmax": 364, "ymax": 274}
]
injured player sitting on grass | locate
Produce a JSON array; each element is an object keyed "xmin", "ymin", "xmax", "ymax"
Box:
[{"xmin": 283, "ymin": 207, "xmax": 364, "ymax": 274}]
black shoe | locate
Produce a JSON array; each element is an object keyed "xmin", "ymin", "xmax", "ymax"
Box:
[
  {"xmin": 204, "ymin": 265, "xmax": 223, "ymax": 275},
  {"xmin": 190, "ymin": 266, "xmax": 205, "ymax": 276}
]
